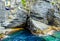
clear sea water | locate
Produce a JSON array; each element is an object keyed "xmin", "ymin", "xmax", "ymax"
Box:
[{"xmin": 2, "ymin": 30, "xmax": 60, "ymax": 41}]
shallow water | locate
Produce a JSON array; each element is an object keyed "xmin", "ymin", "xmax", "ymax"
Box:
[
  {"xmin": 2, "ymin": 30, "xmax": 60, "ymax": 41},
  {"xmin": 2, "ymin": 30, "xmax": 45, "ymax": 41}
]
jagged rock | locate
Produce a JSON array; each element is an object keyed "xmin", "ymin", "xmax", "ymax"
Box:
[
  {"xmin": 30, "ymin": 0, "xmax": 53, "ymax": 24},
  {"xmin": 30, "ymin": 0, "xmax": 60, "ymax": 27},
  {"xmin": 0, "ymin": 1, "xmax": 27, "ymax": 28},
  {"xmin": 4, "ymin": 10, "xmax": 27, "ymax": 28},
  {"xmin": 27, "ymin": 0, "xmax": 60, "ymax": 36},
  {"xmin": 0, "ymin": 0, "xmax": 60, "ymax": 34},
  {"xmin": 30, "ymin": 18, "xmax": 49, "ymax": 31}
]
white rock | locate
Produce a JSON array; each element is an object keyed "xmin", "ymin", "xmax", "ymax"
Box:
[{"xmin": 31, "ymin": 19, "xmax": 49, "ymax": 30}]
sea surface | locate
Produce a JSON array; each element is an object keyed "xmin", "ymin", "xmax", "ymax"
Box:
[{"xmin": 2, "ymin": 29, "xmax": 60, "ymax": 41}]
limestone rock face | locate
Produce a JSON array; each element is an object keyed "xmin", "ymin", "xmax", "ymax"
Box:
[
  {"xmin": 4, "ymin": 10, "xmax": 27, "ymax": 28},
  {"xmin": 0, "ymin": 0, "xmax": 27, "ymax": 28},
  {"xmin": 30, "ymin": 1, "xmax": 53, "ymax": 24},
  {"xmin": 0, "ymin": 0, "xmax": 60, "ymax": 36},
  {"xmin": 30, "ymin": 0, "xmax": 60, "ymax": 27},
  {"xmin": 27, "ymin": 0, "xmax": 60, "ymax": 35}
]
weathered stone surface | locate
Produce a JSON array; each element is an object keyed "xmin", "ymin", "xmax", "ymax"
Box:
[
  {"xmin": 30, "ymin": 0, "xmax": 60, "ymax": 27},
  {"xmin": 27, "ymin": 0, "xmax": 60, "ymax": 36},
  {"xmin": 0, "ymin": 0, "xmax": 60, "ymax": 36},
  {"xmin": 30, "ymin": 0, "xmax": 53, "ymax": 24},
  {"xmin": 0, "ymin": 1, "xmax": 27, "ymax": 28}
]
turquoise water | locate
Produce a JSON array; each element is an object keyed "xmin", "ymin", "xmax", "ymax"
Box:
[
  {"xmin": 2, "ymin": 30, "xmax": 60, "ymax": 41},
  {"xmin": 2, "ymin": 30, "xmax": 45, "ymax": 41}
]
